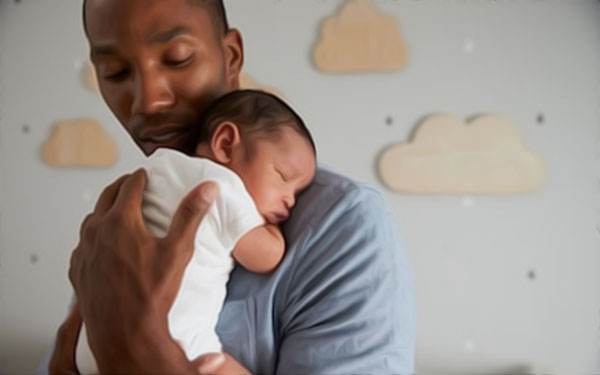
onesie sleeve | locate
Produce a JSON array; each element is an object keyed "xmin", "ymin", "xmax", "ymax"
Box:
[
  {"xmin": 275, "ymin": 186, "xmax": 415, "ymax": 374},
  {"xmin": 215, "ymin": 179, "xmax": 265, "ymax": 250}
]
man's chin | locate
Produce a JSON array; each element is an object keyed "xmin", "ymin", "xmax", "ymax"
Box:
[{"xmin": 139, "ymin": 140, "xmax": 194, "ymax": 157}]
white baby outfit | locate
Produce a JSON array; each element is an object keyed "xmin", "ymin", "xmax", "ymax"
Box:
[{"xmin": 75, "ymin": 148, "xmax": 264, "ymax": 374}]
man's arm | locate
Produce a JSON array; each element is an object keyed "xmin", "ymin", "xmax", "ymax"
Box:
[
  {"xmin": 233, "ymin": 224, "xmax": 285, "ymax": 273},
  {"xmin": 51, "ymin": 170, "xmax": 236, "ymax": 374}
]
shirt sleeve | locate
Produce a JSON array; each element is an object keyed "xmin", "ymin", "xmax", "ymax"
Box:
[{"xmin": 275, "ymin": 186, "xmax": 415, "ymax": 374}]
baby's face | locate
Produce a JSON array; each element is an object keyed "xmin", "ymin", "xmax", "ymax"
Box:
[{"xmin": 232, "ymin": 127, "xmax": 316, "ymax": 225}]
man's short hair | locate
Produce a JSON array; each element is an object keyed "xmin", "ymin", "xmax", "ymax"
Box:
[
  {"xmin": 187, "ymin": 0, "xmax": 229, "ymax": 35},
  {"xmin": 82, "ymin": 0, "xmax": 229, "ymax": 37},
  {"xmin": 195, "ymin": 90, "xmax": 316, "ymax": 155}
]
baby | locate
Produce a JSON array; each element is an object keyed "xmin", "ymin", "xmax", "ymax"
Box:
[{"xmin": 75, "ymin": 89, "xmax": 317, "ymax": 373}]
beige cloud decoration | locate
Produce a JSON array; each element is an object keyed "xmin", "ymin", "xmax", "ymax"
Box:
[
  {"xmin": 82, "ymin": 61, "xmax": 100, "ymax": 93},
  {"xmin": 240, "ymin": 73, "xmax": 285, "ymax": 99},
  {"xmin": 43, "ymin": 119, "xmax": 118, "ymax": 168},
  {"xmin": 313, "ymin": 0, "xmax": 408, "ymax": 74},
  {"xmin": 378, "ymin": 114, "xmax": 547, "ymax": 194}
]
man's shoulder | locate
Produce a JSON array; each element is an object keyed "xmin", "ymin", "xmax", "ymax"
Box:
[
  {"xmin": 287, "ymin": 166, "xmax": 386, "ymax": 231},
  {"xmin": 283, "ymin": 166, "xmax": 406, "ymax": 280}
]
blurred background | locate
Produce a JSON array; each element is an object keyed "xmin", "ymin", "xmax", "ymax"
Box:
[{"xmin": 1, "ymin": 0, "xmax": 599, "ymax": 373}]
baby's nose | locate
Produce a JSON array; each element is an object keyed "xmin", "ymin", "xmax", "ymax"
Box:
[{"xmin": 283, "ymin": 195, "xmax": 295, "ymax": 209}]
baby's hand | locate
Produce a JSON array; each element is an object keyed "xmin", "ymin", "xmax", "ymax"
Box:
[
  {"xmin": 232, "ymin": 224, "xmax": 286, "ymax": 273},
  {"xmin": 264, "ymin": 223, "xmax": 284, "ymax": 243}
]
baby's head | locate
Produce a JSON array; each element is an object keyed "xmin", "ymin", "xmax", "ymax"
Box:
[{"xmin": 193, "ymin": 90, "xmax": 316, "ymax": 225}]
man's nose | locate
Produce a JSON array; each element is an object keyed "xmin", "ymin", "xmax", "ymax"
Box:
[{"xmin": 131, "ymin": 67, "xmax": 175, "ymax": 115}]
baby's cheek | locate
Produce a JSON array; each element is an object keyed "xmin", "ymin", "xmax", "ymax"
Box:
[{"xmin": 255, "ymin": 188, "xmax": 277, "ymax": 211}]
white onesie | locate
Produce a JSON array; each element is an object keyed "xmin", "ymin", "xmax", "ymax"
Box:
[{"xmin": 75, "ymin": 148, "xmax": 264, "ymax": 374}]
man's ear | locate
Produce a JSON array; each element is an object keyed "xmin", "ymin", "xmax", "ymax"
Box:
[
  {"xmin": 222, "ymin": 29, "xmax": 244, "ymax": 89},
  {"xmin": 211, "ymin": 121, "xmax": 242, "ymax": 164}
]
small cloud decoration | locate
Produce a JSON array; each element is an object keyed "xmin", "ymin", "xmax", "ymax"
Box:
[
  {"xmin": 240, "ymin": 73, "xmax": 285, "ymax": 99},
  {"xmin": 82, "ymin": 61, "xmax": 100, "ymax": 93},
  {"xmin": 378, "ymin": 114, "xmax": 548, "ymax": 194},
  {"xmin": 313, "ymin": 0, "xmax": 408, "ymax": 74},
  {"xmin": 42, "ymin": 118, "xmax": 118, "ymax": 168}
]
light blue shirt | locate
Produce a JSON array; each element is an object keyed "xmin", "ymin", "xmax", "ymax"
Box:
[
  {"xmin": 38, "ymin": 168, "xmax": 415, "ymax": 374},
  {"xmin": 217, "ymin": 168, "xmax": 415, "ymax": 373}
]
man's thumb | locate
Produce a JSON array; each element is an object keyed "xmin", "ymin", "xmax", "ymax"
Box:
[{"xmin": 167, "ymin": 181, "xmax": 219, "ymax": 247}]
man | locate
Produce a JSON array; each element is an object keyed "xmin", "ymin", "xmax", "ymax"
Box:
[{"xmin": 47, "ymin": 0, "xmax": 415, "ymax": 373}]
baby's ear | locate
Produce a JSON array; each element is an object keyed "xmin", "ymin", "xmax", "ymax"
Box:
[{"xmin": 210, "ymin": 121, "xmax": 242, "ymax": 164}]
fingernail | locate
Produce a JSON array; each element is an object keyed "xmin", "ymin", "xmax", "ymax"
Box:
[
  {"xmin": 201, "ymin": 183, "xmax": 218, "ymax": 202},
  {"xmin": 199, "ymin": 353, "xmax": 225, "ymax": 372}
]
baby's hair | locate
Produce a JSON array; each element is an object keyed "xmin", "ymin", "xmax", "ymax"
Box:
[{"xmin": 195, "ymin": 89, "xmax": 316, "ymax": 155}]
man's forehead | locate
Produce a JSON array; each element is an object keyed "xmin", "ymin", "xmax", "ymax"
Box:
[
  {"xmin": 85, "ymin": 0, "xmax": 212, "ymax": 36},
  {"xmin": 84, "ymin": 0, "xmax": 213, "ymax": 40}
]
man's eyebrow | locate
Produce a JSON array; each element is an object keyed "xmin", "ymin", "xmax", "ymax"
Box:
[
  {"xmin": 90, "ymin": 27, "xmax": 192, "ymax": 57},
  {"xmin": 91, "ymin": 45, "xmax": 118, "ymax": 56},
  {"xmin": 149, "ymin": 27, "xmax": 192, "ymax": 44}
]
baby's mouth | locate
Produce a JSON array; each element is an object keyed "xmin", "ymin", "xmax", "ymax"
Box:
[{"xmin": 265, "ymin": 212, "xmax": 289, "ymax": 225}]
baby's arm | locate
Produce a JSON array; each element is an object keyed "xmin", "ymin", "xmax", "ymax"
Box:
[{"xmin": 232, "ymin": 224, "xmax": 285, "ymax": 273}]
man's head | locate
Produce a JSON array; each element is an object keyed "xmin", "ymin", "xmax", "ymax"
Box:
[
  {"xmin": 195, "ymin": 90, "xmax": 317, "ymax": 225},
  {"xmin": 84, "ymin": 0, "xmax": 243, "ymax": 155}
]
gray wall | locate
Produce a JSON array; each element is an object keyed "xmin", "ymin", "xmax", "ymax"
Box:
[{"xmin": 1, "ymin": 0, "xmax": 599, "ymax": 373}]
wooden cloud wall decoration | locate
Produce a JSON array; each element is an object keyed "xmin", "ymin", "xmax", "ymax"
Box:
[
  {"xmin": 240, "ymin": 73, "xmax": 285, "ymax": 99},
  {"xmin": 42, "ymin": 119, "xmax": 118, "ymax": 168},
  {"xmin": 313, "ymin": 0, "xmax": 408, "ymax": 74},
  {"xmin": 378, "ymin": 114, "xmax": 548, "ymax": 194},
  {"xmin": 83, "ymin": 61, "xmax": 100, "ymax": 93}
]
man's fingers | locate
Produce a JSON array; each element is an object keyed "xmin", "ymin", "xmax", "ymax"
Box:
[
  {"xmin": 93, "ymin": 173, "xmax": 131, "ymax": 215},
  {"xmin": 57, "ymin": 301, "xmax": 82, "ymax": 349},
  {"xmin": 191, "ymin": 352, "xmax": 226, "ymax": 374},
  {"xmin": 166, "ymin": 181, "xmax": 219, "ymax": 252},
  {"xmin": 49, "ymin": 302, "xmax": 83, "ymax": 375}
]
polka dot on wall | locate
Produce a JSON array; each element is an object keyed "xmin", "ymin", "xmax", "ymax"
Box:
[
  {"xmin": 30, "ymin": 254, "xmax": 39, "ymax": 264},
  {"xmin": 385, "ymin": 116, "xmax": 393, "ymax": 126},
  {"xmin": 527, "ymin": 269, "xmax": 536, "ymax": 280},
  {"xmin": 461, "ymin": 196, "xmax": 475, "ymax": 208},
  {"xmin": 536, "ymin": 113, "xmax": 545, "ymax": 125},
  {"xmin": 464, "ymin": 339, "xmax": 476, "ymax": 353},
  {"xmin": 463, "ymin": 39, "xmax": 475, "ymax": 54},
  {"xmin": 81, "ymin": 190, "xmax": 92, "ymax": 203},
  {"xmin": 22, "ymin": 124, "xmax": 30, "ymax": 134}
]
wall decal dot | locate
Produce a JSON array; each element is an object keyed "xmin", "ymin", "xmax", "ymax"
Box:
[
  {"xmin": 463, "ymin": 39, "xmax": 475, "ymax": 54},
  {"xmin": 30, "ymin": 254, "xmax": 38, "ymax": 264},
  {"xmin": 22, "ymin": 125, "xmax": 30, "ymax": 134},
  {"xmin": 386, "ymin": 116, "xmax": 394, "ymax": 126},
  {"xmin": 527, "ymin": 270, "xmax": 536, "ymax": 280},
  {"xmin": 81, "ymin": 190, "xmax": 92, "ymax": 203},
  {"xmin": 536, "ymin": 114, "xmax": 545, "ymax": 125},
  {"xmin": 464, "ymin": 339, "xmax": 476, "ymax": 353},
  {"xmin": 461, "ymin": 196, "xmax": 475, "ymax": 207}
]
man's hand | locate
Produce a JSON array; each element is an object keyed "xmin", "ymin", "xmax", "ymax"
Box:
[
  {"xmin": 67, "ymin": 169, "xmax": 219, "ymax": 373},
  {"xmin": 49, "ymin": 303, "xmax": 82, "ymax": 375}
]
